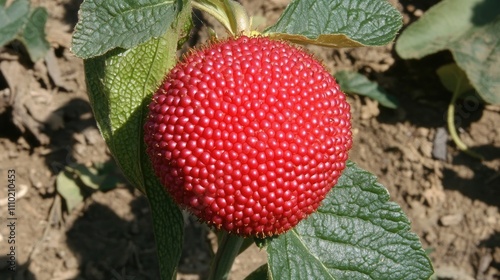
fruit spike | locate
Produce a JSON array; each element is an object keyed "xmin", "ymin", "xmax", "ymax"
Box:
[{"xmin": 144, "ymin": 36, "xmax": 352, "ymax": 237}]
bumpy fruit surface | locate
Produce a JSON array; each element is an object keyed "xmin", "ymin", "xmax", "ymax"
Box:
[{"xmin": 144, "ymin": 36, "xmax": 352, "ymax": 237}]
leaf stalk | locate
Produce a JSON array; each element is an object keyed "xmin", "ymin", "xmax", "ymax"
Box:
[
  {"xmin": 208, "ymin": 232, "xmax": 245, "ymax": 280},
  {"xmin": 447, "ymin": 83, "xmax": 483, "ymax": 160},
  {"xmin": 192, "ymin": 0, "xmax": 251, "ymax": 35}
]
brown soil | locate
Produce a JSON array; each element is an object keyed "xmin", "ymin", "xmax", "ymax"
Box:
[{"xmin": 1, "ymin": 0, "xmax": 499, "ymax": 279}]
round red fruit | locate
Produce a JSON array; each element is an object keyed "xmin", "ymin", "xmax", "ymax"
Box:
[{"xmin": 144, "ymin": 36, "xmax": 352, "ymax": 237}]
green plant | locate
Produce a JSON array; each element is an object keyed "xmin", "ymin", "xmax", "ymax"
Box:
[
  {"xmin": 71, "ymin": 0, "xmax": 434, "ymax": 279},
  {"xmin": 396, "ymin": 0, "xmax": 500, "ymax": 159},
  {"xmin": 336, "ymin": 70, "xmax": 399, "ymax": 109},
  {"xmin": 56, "ymin": 161, "xmax": 126, "ymax": 212},
  {"xmin": 0, "ymin": 0, "xmax": 49, "ymax": 62}
]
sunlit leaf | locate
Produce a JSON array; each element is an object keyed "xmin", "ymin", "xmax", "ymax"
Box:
[
  {"xmin": 72, "ymin": 0, "xmax": 180, "ymax": 58},
  {"xmin": 396, "ymin": 0, "xmax": 500, "ymax": 104},
  {"xmin": 265, "ymin": 0, "xmax": 402, "ymax": 48},
  {"xmin": 56, "ymin": 170, "xmax": 84, "ymax": 212},
  {"xmin": 267, "ymin": 161, "xmax": 433, "ymax": 280}
]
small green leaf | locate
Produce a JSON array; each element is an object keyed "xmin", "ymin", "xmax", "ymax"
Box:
[
  {"xmin": 265, "ymin": 0, "xmax": 402, "ymax": 48},
  {"xmin": 436, "ymin": 63, "xmax": 474, "ymax": 97},
  {"xmin": 335, "ymin": 70, "xmax": 399, "ymax": 109},
  {"xmin": 72, "ymin": 0, "xmax": 181, "ymax": 58},
  {"xmin": 56, "ymin": 170, "xmax": 84, "ymax": 212},
  {"xmin": 70, "ymin": 164, "xmax": 106, "ymax": 190},
  {"xmin": 20, "ymin": 7, "xmax": 50, "ymax": 62},
  {"xmin": 94, "ymin": 160, "xmax": 127, "ymax": 191},
  {"xmin": 99, "ymin": 176, "xmax": 122, "ymax": 191},
  {"xmin": 0, "ymin": 0, "xmax": 29, "ymax": 47},
  {"xmin": 267, "ymin": 161, "xmax": 433, "ymax": 280}
]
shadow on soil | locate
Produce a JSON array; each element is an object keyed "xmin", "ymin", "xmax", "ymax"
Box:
[
  {"xmin": 0, "ymin": 260, "xmax": 36, "ymax": 280},
  {"xmin": 443, "ymin": 150, "xmax": 500, "ymax": 207},
  {"xmin": 0, "ymin": 88, "xmax": 213, "ymax": 279},
  {"xmin": 375, "ymin": 49, "xmax": 484, "ymax": 129},
  {"xmin": 62, "ymin": 0, "xmax": 84, "ymax": 29},
  {"xmin": 42, "ymin": 97, "xmax": 96, "ymax": 176},
  {"xmin": 66, "ymin": 194, "xmax": 161, "ymax": 280},
  {"xmin": 64, "ymin": 193, "xmax": 212, "ymax": 280},
  {"xmin": 480, "ymin": 231, "xmax": 500, "ymax": 271},
  {"xmin": 38, "ymin": 96, "xmax": 212, "ymax": 279}
]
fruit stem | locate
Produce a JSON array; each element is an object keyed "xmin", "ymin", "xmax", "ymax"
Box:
[
  {"xmin": 208, "ymin": 232, "xmax": 245, "ymax": 280},
  {"xmin": 447, "ymin": 87, "xmax": 483, "ymax": 160},
  {"xmin": 192, "ymin": 0, "xmax": 251, "ymax": 35},
  {"xmin": 223, "ymin": 0, "xmax": 251, "ymax": 35}
]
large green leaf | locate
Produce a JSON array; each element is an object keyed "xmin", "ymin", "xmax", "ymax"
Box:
[
  {"xmin": 267, "ymin": 161, "xmax": 433, "ymax": 280},
  {"xmin": 395, "ymin": 0, "xmax": 499, "ymax": 59},
  {"xmin": 450, "ymin": 17, "xmax": 500, "ymax": 104},
  {"xmin": 265, "ymin": 0, "xmax": 402, "ymax": 48},
  {"xmin": 395, "ymin": 0, "xmax": 500, "ymax": 104},
  {"xmin": 72, "ymin": 0, "xmax": 181, "ymax": 58},
  {"xmin": 0, "ymin": 0, "xmax": 29, "ymax": 47},
  {"xmin": 79, "ymin": 1, "xmax": 192, "ymax": 278}
]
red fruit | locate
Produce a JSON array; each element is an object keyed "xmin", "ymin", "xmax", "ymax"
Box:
[{"xmin": 144, "ymin": 36, "xmax": 352, "ymax": 237}]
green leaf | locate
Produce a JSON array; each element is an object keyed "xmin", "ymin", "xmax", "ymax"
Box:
[
  {"xmin": 145, "ymin": 174, "xmax": 185, "ymax": 280},
  {"xmin": 0, "ymin": 0, "xmax": 29, "ymax": 47},
  {"xmin": 0, "ymin": 1, "xmax": 49, "ymax": 62},
  {"xmin": 395, "ymin": 0, "xmax": 500, "ymax": 59},
  {"xmin": 264, "ymin": 0, "xmax": 402, "ymax": 48},
  {"xmin": 335, "ymin": 70, "xmax": 399, "ymax": 109},
  {"xmin": 79, "ymin": 1, "xmax": 191, "ymax": 278},
  {"xmin": 395, "ymin": 0, "xmax": 500, "ymax": 104},
  {"xmin": 267, "ymin": 161, "xmax": 433, "ymax": 280},
  {"xmin": 72, "ymin": 0, "xmax": 181, "ymax": 59},
  {"xmin": 20, "ymin": 7, "xmax": 50, "ymax": 62},
  {"xmin": 449, "ymin": 17, "xmax": 500, "ymax": 104},
  {"xmin": 62, "ymin": 162, "xmax": 124, "ymax": 192},
  {"xmin": 56, "ymin": 169, "xmax": 84, "ymax": 212},
  {"xmin": 436, "ymin": 63, "xmax": 474, "ymax": 97},
  {"xmin": 82, "ymin": 27, "xmax": 185, "ymax": 194},
  {"xmin": 70, "ymin": 164, "xmax": 107, "ymax": 190}
]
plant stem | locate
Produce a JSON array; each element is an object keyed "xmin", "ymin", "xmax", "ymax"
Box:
[
  {"xmin": 223, "ymin": 0, "xmax": 251, "ymax": 35},
  {"xmin": 447, "ymin": 89, "xmax": 483, "ymax": 160},
  {"xmin": 208, "ymin": 232, "xmax": 245, "ymax": 280},
  {"xmin": 192, "ymin": 0, "xmax": 251, "ymax": 35}
]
